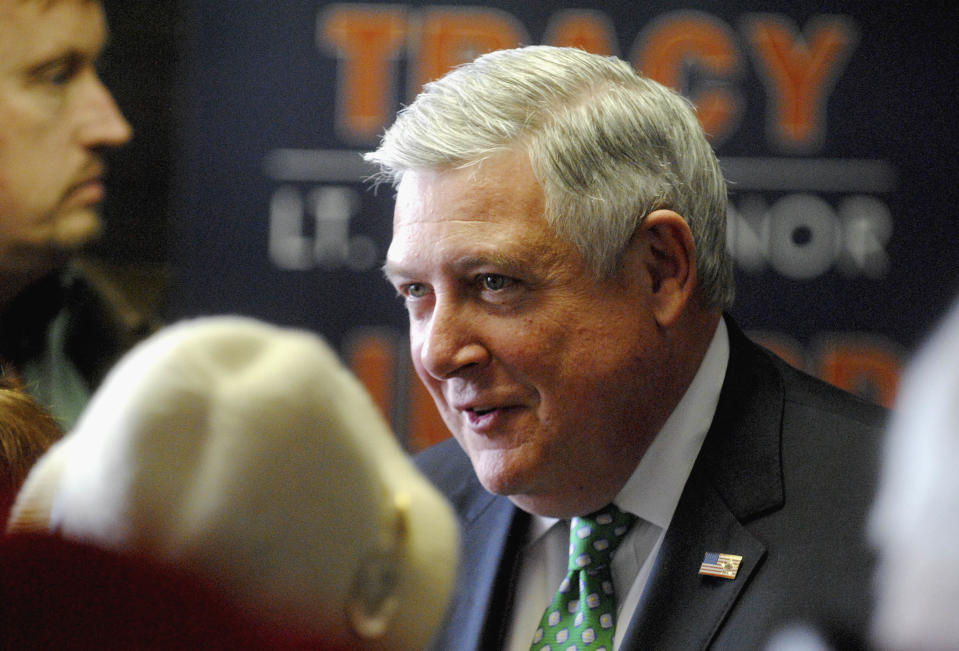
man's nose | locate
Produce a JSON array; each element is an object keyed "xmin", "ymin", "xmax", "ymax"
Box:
[
  {"xmin": 417, "ymin": 300, "xmax": 490, "ymax": 381},
  {"xmin": 77, "ymin": 74, "xmax": 133, "ymax": 149}
]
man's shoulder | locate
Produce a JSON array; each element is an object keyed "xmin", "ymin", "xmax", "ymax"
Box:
[
  {"xmin": 699, "ymin": 325, "xmax": 886, "ymax": 647},
  {"xmin": 772, "ymin": 351, "xmax": 889, "ymax": 435},
  {"xmin": 727, "ymin": 317, "xmax": 888, "ymax": 433},
  {"xmin": 64, "ymin": 259, "xmax": 162, "ymax": 386},
  {"xmin": 719, "ymin": 322, "xmax": 887, "ymax": 502}
]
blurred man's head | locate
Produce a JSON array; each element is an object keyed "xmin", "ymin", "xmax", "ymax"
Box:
[
  {"xmin": 9, "ymin": 316, "xmax": 459, "ymax": 650},
  {"xmin": 0, "ymin": 0, "xmax": 131, "ymax": 298}
]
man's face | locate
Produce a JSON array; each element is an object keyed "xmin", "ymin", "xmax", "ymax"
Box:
[
  {"xmin": 0, "ymin": 0, "xmax": 131, "ymax": 277},
  {"xmin": 385, "ymin": 150, "xmax": 673, "ymax": 517}
]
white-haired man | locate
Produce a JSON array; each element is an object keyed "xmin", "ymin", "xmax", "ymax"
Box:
[{"xmin": 367, "ymin": 45, "xmax": 886, "ymax": 650}]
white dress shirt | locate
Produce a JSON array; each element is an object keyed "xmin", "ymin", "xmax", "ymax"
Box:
[{"xmin": 505, "ymin": 319, "xmax": 729, "ymax": 651}]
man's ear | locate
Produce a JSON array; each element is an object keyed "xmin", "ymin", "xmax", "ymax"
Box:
[{"xmin": 638, "ymin": 209, "xmax": 697, "ymax": 328}]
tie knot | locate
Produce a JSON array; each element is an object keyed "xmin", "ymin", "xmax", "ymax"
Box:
[{"xmin": 568, "ymin": 504, "xmax": 636, "ymax": 573}]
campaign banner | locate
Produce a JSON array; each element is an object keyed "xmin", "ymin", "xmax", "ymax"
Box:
[{"xmin": 171, "ymin": 1, "xmax": 959, "ymax": 449}]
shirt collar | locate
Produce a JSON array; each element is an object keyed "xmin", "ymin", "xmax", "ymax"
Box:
[{"xmin": 614, "ymin": 318, "xmax": 729, "ymax": 528}]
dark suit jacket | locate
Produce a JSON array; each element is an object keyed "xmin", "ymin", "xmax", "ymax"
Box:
[{"xmin": 415, "ymin": 317, "xmax": 887, "ymax": 650}]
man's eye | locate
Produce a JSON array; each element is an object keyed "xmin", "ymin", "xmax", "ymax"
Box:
[
  {"xmin": 46, "ymin": 66, "xmax": 71, "ymax": 86},
  {"xmin": 405, "ymin": 283, "xmax": 429, "ymax": 298},
  {"xmin": 479, "ymin": 274, "xmax": 512, "ymax": 291},
  {"xmin": 31, "ymin": 58, "xmax": 80, "ymax": 88}
]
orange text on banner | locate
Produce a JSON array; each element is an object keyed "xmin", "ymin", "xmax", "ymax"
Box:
[
  {"xmin": 744, "ymin": 14, "xmax": 858, "ymax": 151},
  {"xmin": 317, "ymin": 6, "xmax": 859, "ymax": 152},
  {"xmin": 543, "ymin": 9, "xmax": 617, "ymax": 55},
  {"xmin": 319, "ymin": 5, "xmax": 408, "ymax": 140},
  {"xmin": 411, "ymin": 7, "xmax": 527, "ymax": 93},
  {"xmin": 633, "ymin": 11, "xmax": 743, "ymax": 142}
]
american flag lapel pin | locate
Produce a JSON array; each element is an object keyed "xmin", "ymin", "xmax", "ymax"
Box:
[{"xmin": 698, "ymin": 552, "xmax": 743, "ymax": 579}]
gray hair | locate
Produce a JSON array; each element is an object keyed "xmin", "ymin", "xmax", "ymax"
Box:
[{"xmin": 364, "ymin": 45, "xmax": 734, "ymax": 310}]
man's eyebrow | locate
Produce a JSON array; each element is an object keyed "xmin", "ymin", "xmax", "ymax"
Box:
[
  {"xmin": 27, "ymin": 50, "xmax": 83, "ymax": 74},
  {"xmin": 23, "ymin": 20, "xmax": 110, "ymax": 74},
  {"xmin": 381, "ymin": 253, "xmax": 527, "ymax": 282},
  {"xmin": 381, "ymin": 261, "xmax": 418, "ymax": 285},
  {"xmin": 449, "ymin": 254, "xmax": 527, "ymax": 275}
]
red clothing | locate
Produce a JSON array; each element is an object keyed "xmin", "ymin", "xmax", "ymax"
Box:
[{"xmin": 0, "ymin": 533, "xmax": 341, "ymax": 650}]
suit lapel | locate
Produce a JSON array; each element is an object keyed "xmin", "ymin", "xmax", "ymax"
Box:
[
  {"xmin": 621, "ymin": 318, "xmax": 786, "ymax": 650},
  {"xmin": 620, "ymin": 472, "xmax": 766, "ymax": 650}
]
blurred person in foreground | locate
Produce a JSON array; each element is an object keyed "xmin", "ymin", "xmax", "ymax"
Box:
[
  {"xmin": 869, "ymin": 297, "xmax": 959, "ymax": 650},
  {"xmin": 366, "ymin": 45, "xmax": 887, "ymax": 650},
  {"xmin": 6, "ymin": 316, "xmax": 458, "ymax": 650},
  {"xmin": 0, "ymin": 0, "xmax": 152, "ymax": 428}
]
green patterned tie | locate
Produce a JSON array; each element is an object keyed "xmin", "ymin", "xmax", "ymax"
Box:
[{"xmin": 530, "ymin": 504, "xmax": 636, "ymax": 651}]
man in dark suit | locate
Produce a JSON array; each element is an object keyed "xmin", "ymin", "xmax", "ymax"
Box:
[{"xmin": 366, "ymin": 45, "xmax": 885, "ymax": 650}]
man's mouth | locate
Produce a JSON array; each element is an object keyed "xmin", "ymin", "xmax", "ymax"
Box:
[
  {"xmin": 66, "ymin": 179, "xmax": 104, "ymax": 205},
  {"xmin": 462, "ymin": 404, "xmax": 523, "ymax": 429},
  {"xmin": 65, "ymin": 168, "xmax": 107, "ymax": 204}
]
